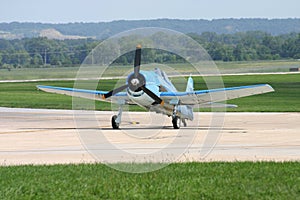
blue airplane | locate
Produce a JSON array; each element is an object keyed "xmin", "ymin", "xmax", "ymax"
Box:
[{"xmin": 37, "ymin": 45, "xmax": 274, "ymax": 129}]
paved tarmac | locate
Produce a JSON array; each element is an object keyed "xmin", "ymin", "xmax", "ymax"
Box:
[{"xmin": 0, "ymin": 107, "xmax": 299, "ymax": 165}]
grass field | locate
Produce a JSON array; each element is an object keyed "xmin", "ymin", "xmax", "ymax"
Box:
[
  {"xmin": 0, "ymin": 162, "xmax": 299, "ymax": 199},
  {"xmin": 215, "ymin": 59, "xmax": 300, "ymax": 73},
  {"xmin": 220, "ymin": 73, "xmax": 300, "ymax": 112},
  {"xmin": 1, "ymin": 60, "xmax": 299, "ymax": 80},
  {"xmin": 0, "ymin": 73, "xmax": 299, "ymax": 112}
]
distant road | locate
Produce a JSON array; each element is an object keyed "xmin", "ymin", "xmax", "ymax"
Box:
[{"xmin": 0, "ymin": 72, "xmax": 299, "ymax": 83}]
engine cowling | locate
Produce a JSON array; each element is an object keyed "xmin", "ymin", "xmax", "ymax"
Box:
[{"xmin": 127, "ymin": 84, "xmax": 160, "ymax": 107}]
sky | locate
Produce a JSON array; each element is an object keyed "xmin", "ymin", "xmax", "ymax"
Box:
[{"xmin": 1, "ymin": 0, "xmax": 300, "ymax": 23}]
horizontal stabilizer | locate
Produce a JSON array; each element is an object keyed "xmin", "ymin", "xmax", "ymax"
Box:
[{"xmin": 199, "ymin": 102, "xmax": 238, "ymax": 108}]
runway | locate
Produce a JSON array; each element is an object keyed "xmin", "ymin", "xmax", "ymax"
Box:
[{"xmin": 0, "ymin": 107, "xmax": 299, "ymax": 165}]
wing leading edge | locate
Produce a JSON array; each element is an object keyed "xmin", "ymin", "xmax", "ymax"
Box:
[
  {"xmin": 160, "ymin": 84, "xmax": 274, "ymax": 105},
  {"xmin": 37, "ymin": 85, "xmax": 130, "ymax": 103}
]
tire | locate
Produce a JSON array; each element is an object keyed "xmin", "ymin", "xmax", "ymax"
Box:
[
  {"xmin": 172, "ymin": 116, "xmax": 180, "ymax": 129},
  {"xmin": 111, "ymin": 115, "xmax": 119, "ymax": 129},
  {"xmin": 182, "ymin": 119, "xmax": 187, "ymax": 127}
]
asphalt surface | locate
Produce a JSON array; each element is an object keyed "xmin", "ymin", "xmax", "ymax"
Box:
[{"xmin": 0, "ymin": 107, "xmax": 299, "ymax": 165}]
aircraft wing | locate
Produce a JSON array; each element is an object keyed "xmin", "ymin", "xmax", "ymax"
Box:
[
  {"xmin": 37, "ymin": 85, "xmax": 132, "ymax": 104},
  {"xmin": 160, "ymin": 84, "xmax": 274, "ymax": 105}
]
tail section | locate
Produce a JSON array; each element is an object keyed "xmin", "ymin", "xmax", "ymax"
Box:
[
  {"xmin": 179, "ymin": 75, "xmax": 194, "ymax": 121},
  {"xmin": 186, "ymin": 75, "xmax": 194, "ymax": 92}
]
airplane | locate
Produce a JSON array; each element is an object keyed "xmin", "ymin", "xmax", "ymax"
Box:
[{"xmin": 37, "ymin": 45, "xmax": 274, "ymax": 129}]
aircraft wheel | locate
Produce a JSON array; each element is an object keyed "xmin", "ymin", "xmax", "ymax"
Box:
[
  {"xmin": 172, "ymin": 116, "xmax": 181, "ymax": 129},
  {"xmin": 182, "ymin": 119, "xmax": 187, "ymax": 127},
  {"xmin": 111, "ymin": 115, "xmax": 120, "ymax": 129}
]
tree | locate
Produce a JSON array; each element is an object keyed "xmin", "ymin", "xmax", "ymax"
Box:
[
  {"xmin": 30, "ymin": 54, "xmax": 43, "ymax": 66},
  {"xmin": 0, "ymin": 53, "xmax": 2, "ymax": 67}
]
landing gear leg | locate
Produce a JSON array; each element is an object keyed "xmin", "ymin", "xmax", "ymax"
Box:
[
  {"xmin": 111, "ymin": 105, "xmax": 123, "ymax": 129},
  {"xmin": 172, "ymin": 116, "xmax": 181, "ymax": 129},
  {"xmin": 182, "ymin": 119, "xmax": 187, "ymax": 127},
  {"xmin": 172, "ymin": 106, "xmax": 180, "ymax": 129}
]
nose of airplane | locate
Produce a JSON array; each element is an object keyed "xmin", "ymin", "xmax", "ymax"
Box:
[{"xmin": 103, "ymin": 45, "xmax": 164, "ymax": 105}]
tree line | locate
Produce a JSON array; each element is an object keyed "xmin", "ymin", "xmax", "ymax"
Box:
[
  {"xmin": 0, "ymin": 31, "xmax": 300, "ymax": 68},
  {"xmin": 2, "ymin": 19, "xmax": 300, "ymax": 39},
  {"xmin": 190, "ymin": 31, "xmax": 300, "ymax": 61},
  {"xmin": 0, "ymin": 38, "xmax": 98, "ymax": 68}
]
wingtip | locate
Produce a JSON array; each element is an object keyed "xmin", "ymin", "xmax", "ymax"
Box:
[
  {"xmin": 265, "ymin": 84, "xmax": 275, "ymax": 92},
  {"xmin": 36, "ymin": 85, "xmax": 43, "ymax": 89}
]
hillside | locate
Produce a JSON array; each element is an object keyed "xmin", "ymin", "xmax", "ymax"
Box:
[
  {"xmin": 0, "ymin": 18, "xmax": 300, "ymax": 39},
  {"xmin": 39, "ymin": 29, "xmax": 88, "ymax": 40}
]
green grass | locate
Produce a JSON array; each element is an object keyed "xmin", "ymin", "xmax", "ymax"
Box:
[
  {"xmin": 220, "ymin": 73, "xmax": 300, "ymax": 112},
  {"xmin": 0, "ymin": 81, "xmax": 75, "ymax": 109},
  {"xmin": 0, "ymin": 74, "xmax": 299, "ymax": 112},
  {"xmin": 0, "ymin": 162, "xmax": 299, "ymax": 199},
  {"xmin": 215, "ymin": 59, "xmax": 300, "ymax": 73},
  {"xmin": 0, "ymin": 67, "xmax": 80, "ymax": 80},
  {"xmin": 1, "ymin": 60, "xmax": 299, "ymax": 80},
  {"xmin": 0, "ymin": 80, "xmax": 146, "ymax": 111}
]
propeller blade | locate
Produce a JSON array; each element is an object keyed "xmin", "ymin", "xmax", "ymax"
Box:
[
  {"xmin": 102, "ymin": 84, "xmax": 128, "ymax": 99},
  {"xmin": 134, "ymin": 45, "xmax": 141, "ymax": 77},
  {"xmin": 140, "ymin": 85, "xmax": 164, "ymax": 105}
]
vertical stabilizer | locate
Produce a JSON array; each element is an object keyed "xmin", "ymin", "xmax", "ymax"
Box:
[
  {"xmin": 186, "ymin": 75, "xmax": 194, "ymax": 92},
  {"xmin": 182, "ymin": 75, "xmax": 194, "ymax": 121}
]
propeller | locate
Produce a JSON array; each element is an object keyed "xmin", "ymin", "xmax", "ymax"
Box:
[
  {"xmin": 134, "ymin": 44, "xmax": 141, "ymax": 78},
  {"xmin": 102, "ymin": 84, "xmax": 128, "ymax": 99},
  {"xmin": 140, "ymin": 85, "xmax": 164, "ymax": 105},
  {"xmin": 102, "ymin": 45, "xmax": 164, "ymax": 105}
]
